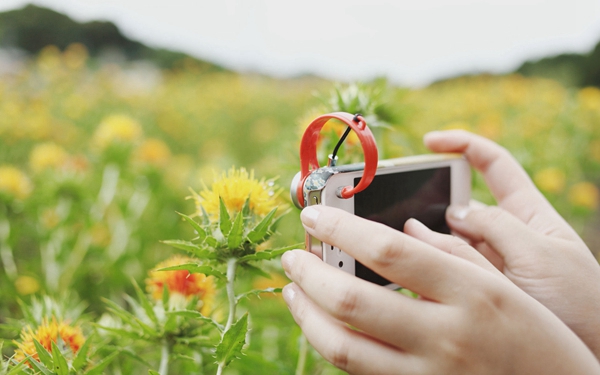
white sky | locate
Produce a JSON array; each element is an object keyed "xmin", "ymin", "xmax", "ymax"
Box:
[{"xmin": 1, "ymin": 0, "xmax": 599, "ymax": 86}]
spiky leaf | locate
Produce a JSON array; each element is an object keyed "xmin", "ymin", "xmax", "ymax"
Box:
[
  {"xmin": 85, "ymin": 351, "xmax": 119, "ymax": 375},
  {"xmin": 177, "ymin": 212, "xmax": 207, "ymax": 241},
  {"xmin": 219, "ymin": 197, "xmax": 232, "ymax": 234},
  {"xmin": 158, "ymin": 263, "xmax": 226, "ymax": 280},
  {"xmin": 215, "ymin": 313, "xmax": 249, "ymax": 367},
  {"xmin": 32, "ymin": 339, "xmax": 53, "ymax": 369},
  {"xmin": 72, "ymin": 333, "xmax": 94, "ymax": 371},
  {"xmin": 160, "ymin": 240, "xmax": 216, "ymax": 259},
  {"xmin": 246, "ymin": 208, "xmax": 277, "ymax": 243},
  {"xmin": 236, "ymin": 288, "xmax": 282, "ymax": 302},
  {"xmin": 239, "ymin": 243, "xmax": 301, "ymax": 262},
  {"xmin": 132, "ymin": 278, "xmax": 158, "ymax": 325},
  {"xmin": 227, "ymin": 212, "xmax": 244, "ymax": 250},
  {"xmin": 24, "ymin": 354, "xmax": 51, "ymax": 375},
  {"xmin": 50, "ymin": 341, "xmax": 68, "ymax": 375},
  {"xmin": 166, "ymin": 310, "xmax": 224, "ymax": 331}
]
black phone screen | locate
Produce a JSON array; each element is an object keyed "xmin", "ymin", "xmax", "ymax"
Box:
[{"xmin": 353, "ymin": 167, "xmax": 451, "ymax": 286}]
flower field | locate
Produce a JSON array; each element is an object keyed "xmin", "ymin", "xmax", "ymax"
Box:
[{"xmin": 0, "ymin": 44, "xmax": 599, "ymax": 374}]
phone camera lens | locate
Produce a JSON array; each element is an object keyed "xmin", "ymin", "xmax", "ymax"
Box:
[{"xmin": 338, "ymin": 261, "xmax": 343, "ymax": 268}]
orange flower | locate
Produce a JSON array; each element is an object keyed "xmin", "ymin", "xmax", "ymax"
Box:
[
  {"xmin": 133, "ymin": 138, "xmax": 171, "ymax": 168},
  {"xmin": 146, "ymin": 255, "xmax": 216, "ymax": 315},
  {"xmin": 14, "ymin": 317, "xmax": 85, "ymax": 365}
]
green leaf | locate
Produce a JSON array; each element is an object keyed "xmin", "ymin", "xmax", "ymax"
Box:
[
  {"xmin": 205, "ymin": 235, "xmax": 219, "ymax": 248},
  {"xmin": 6, "ymin": 361, "xmax": 28, "ymax": 375},
  {"xmin": 72, "ymin": 333, "xmax": 94, "ymax": 371},
  {"xmin": 85, "ymin": 351, "xmax": 119, "ymax": 375},
  {"xmin": 177, "ymin": 212, "xmax": 207, "ymax": 241},
  {"xmin": 219, "ymin": 197, "xmax": 232, "ymax": 235},
  {"xmin": 102, "ymin": 298, "xmax": 158, "ymax": 338},
  {"xmin": 166, "ymin": 310, "xmax": 224, "ymax": 331},
  {"xmin": 241, "ymin": 197, "xmax": 251, "ymax": 218},
  {"xmin": 198, "ymin": 203, "xmax": 211, "ymax": 226},
  {"xmin": 158, "ymin": 263, "xmax": 226, "ymax": 280},
  {"xmin": 50, "ymin": 341, "xmax": 69, "ymax": 375},
  {"xmin": 227, "ymin": 212, "xmax": 244, "ymax": 250},
  {"xmin": 236, "ymin": 287, "xmax": 282, "ymax": 302},
  {"xmin": 24, "ymin": 354, "xmax": 51, "ymax": 375},
  {"xmin": 160, "ymin": 240, "xmax": 216, "ymax": 259},
  {"xmin": 238, "ymin": 243, "xmax": 302, "ymax": 263},
  {"xmin": 131, "ymin": 278, "xmax": 158, "ymax": 325},
  {"xmin": 246, "ymin": 208, "xmax": 277, "ymax": 243},
  {"xmin": 149, "ymin": 371, "xmax": 160, "ymax": 375},
  {"xmin": 32, "ymin": 339, "xmax": 53, "ymax": 369},
  {"xmin": 215, "ymin": 313, "xmax": 249, "ymax": 367},
  {"xmin": 240, "ymin": 263, "xmax": 272, "ymax": 279}
]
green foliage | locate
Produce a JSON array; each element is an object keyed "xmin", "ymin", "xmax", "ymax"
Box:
[{"xmin": 214, "ymin": 313, "xmax": 248, "ymax": 368}]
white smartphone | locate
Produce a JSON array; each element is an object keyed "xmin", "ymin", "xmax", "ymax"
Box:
[{"xmin": 292, "ymin": 153, "xmax": 471, "ymax": 289}]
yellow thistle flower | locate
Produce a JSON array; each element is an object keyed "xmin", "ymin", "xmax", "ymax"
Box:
[
  {"xmin": 29, "ymin": 142, "xmax": 69, "ymax": 173},
  {"xmin": 14, "ymin": 275, "xmax": 40, "ymax": 296},
  {"xmin": 133, "ymin": 138, "xmax": 171, "ymax": 168},
  {"xmin": 14, "ymin": 317, "xmax": 85, "ymax": 365},
  {"xmin": 0, "ymin": 165, "xmax": 33, "ymax": 200},
  {"xmin": 578, "ymin": 87, "xmax": 600, "ymax": 111},
  {"xmin": 533, "ymin": 167, "xmax": 566, "ymax": 194},
  {"xmin": 146, "ymin": 255, "xmax": 217, "ymax": 315},
  {"xmin": 568, "ymin": 182, "xmax": 599, "ymax": 210},
  {"xmin": 252, "ymin": 273, "xmax": 289, "ymax": 300},
  {"xmin": 193, "ymin": 167, "xmax": 280, "ymax": 219},
  {"xmin": 92, "ymin": 114, "xmax": 143, "ymax": 150}
]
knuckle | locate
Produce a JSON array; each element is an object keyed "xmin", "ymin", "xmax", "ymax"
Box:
[
  {"xmin": 368, "ymin": 232, "xmax": 405, "ymax": 268},
  {"xmin": 323, "ymin": 336, "xmax": 351, "ymax": 371},
  {"xmin": 331, "ymin": 285, "xmax": 361, "ymax": 321}
]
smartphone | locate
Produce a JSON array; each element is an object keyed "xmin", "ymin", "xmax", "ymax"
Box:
[{"xmin": 291, "ymin": 153, "xmax": 471, "ymax": 289}]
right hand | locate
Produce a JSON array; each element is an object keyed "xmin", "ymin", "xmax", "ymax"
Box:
[{"xmin": 425, "ymin": 130, "xmax": 600, "ymax": 358}]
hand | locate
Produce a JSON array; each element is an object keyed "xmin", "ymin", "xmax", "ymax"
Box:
[
  {"xmin": 424, "ymin": 130, "xmax": 600, "ymax": 358},
  {"xmin": 281, "ymin": 206, "xmax": 600, "ymax": 374}
]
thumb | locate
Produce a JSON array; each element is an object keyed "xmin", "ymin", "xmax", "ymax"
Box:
[{"xmin": 446, "ymin": 204, "xmax": 539, "ymax": 263}]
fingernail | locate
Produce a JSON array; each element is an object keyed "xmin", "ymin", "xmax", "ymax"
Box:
[
  {"xmin": 281, "ymin": 251, "xmax": 297, "ymax": 279},
  {"xmin": 301, "ymin": 206, "xmax": 320, "ymax": 229},
  {"xmin": 448, "ymin": 205, "xmax": 470, "ymax": 220},
  {"xmin": 282, "ymin": 284, "xmax": 296, "ymax": 305}
]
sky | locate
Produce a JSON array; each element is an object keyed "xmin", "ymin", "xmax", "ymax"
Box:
[{"xmin": 1, "ymin": 0, "xmax": 600, "ymax": 87}]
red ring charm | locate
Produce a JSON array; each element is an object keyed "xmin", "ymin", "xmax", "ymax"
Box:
[{"xmin": 296, "ymin": 112, "xmax": 379, "ymax": 207}]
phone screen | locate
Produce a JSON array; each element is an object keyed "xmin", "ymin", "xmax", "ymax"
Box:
[{"xmin": 353, "ymin": 167, "xmax": 451, "ymax": 286}]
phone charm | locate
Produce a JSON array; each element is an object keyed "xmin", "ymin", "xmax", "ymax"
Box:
[{"xmin": 296, "ymin": 112, "xmax": 379, "ymax": 208}]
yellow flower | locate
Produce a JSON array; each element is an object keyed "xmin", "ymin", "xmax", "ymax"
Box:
[
  {"xmin": 578, "ymin": 87, "xmax": 600, "ymax": 111},
  {"xmin": 568, "ymin": 182, "xmax": 599, "ymax": 210},
  {"xmin": 146, "ymin": 255, "xmax": 216, "ymax": 315},
  {"xmin": 92, "ymin": 114, "xmax": 143, "ymax": 149},
  {"xmin": 193, "ymin": 167, "xmax": 280, "ymax": 219},
  {"xmin": 0, "ymin": 165, "xmax": 33, "ymax": 200},
  {"xmin": 533, "ymin": 167, "xmax": 566, "ymax": 194},
  {"xmin": 14, "ymin": 317, "xmax": 85, "ymax": 365},
  {"xmin": 63, "ymin": 43, "xmax": 88, "ymax": 70},
  {"xmin": 29, "ymin": 142, "xmax": 69, "ymax": 173},
  {"xmin": 133, "ymin": 138, "xmax": 171, "ymax": 167},
  {"xmin": 14, "ymin": 275, "xmax": 40, "ymax": 295}
]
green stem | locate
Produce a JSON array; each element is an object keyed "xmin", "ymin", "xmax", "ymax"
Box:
[
  {"xmin": 224, "ymin": 257, "xmax": 238, "ymax": 331},
  {"xmin": 295, "ymin": 333, "xmax": 308, "ymax": 375},
  {"xmin": 216, "ymin": 257, "xmax": 238, "ymax": 375},
  {"xmin": 159, "ymin": 338, "xmax": 169, "ymax": 375}
]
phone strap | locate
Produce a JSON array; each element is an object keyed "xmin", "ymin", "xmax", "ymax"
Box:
[{"xmin": 297, "ymin": 112, "xmax": 379, "ymax": 207}]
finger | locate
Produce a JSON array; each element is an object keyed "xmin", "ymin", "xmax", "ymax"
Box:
[
  {"xmin": 446, "ymin": 204, "xmax": 544, "ymax": 263},
  {"xmin": 281, "ymin": 249, "xmax": 444, "ymax": 351},
  {"xmin": 403, "ymin": 218, "xmax": 501, "ymax": 276},
  {"xmin": 423, "ymin": 130, "xmax": 577, "ymax": 240},
  {"xmin": 282, "ymin": 282, "xmax": 425, "ymax": 375},
  {"xmin": 300, "ymin": 205, "xmax": 487, "ymax": 303}
]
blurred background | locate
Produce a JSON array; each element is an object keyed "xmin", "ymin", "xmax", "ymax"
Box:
[{"xmin": 0, "ymin": 1, "xmax": 599, "ymax": 374}]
